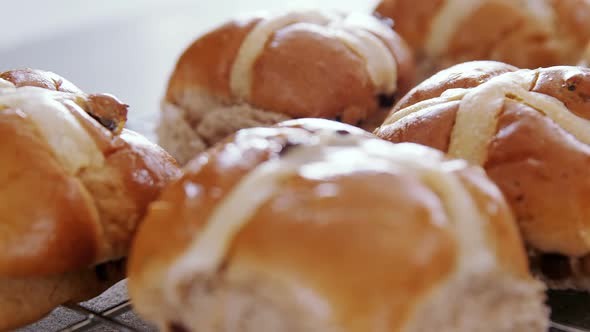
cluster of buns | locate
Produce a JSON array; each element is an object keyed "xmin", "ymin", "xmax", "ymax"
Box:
[
  {"xmin": 0, "ymin": 69, "xmax": 180, "ymax": 330},
  {"xmin": 120, "ymin": 2, "xmax": 590, "ymax": 331},
  {"xmin": 9, "ymin": 0, "xmax": 590, "ymax": 331}
]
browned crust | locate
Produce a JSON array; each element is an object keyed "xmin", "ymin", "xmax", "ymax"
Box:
[
  {"xmin": 227, "ymin": 170, "xmax": 457, "ymax": 330},
  {"xmin": 445, "ymin": 2, "xmax": 564, "ymax": 68},
  {"xmin": 166, "ymin": 17, "xmax": 262, "ymax": 102},
  {"xmin": 375, "ymin": 100, "xmax": 460, "ymax": 151},
  {"xmin": 374, "ymin": 0, "xmax": 446, "ymax": 51},
  {"xmin": 0, "ymin": 69, "xmax": 180, "ymax": 277},
  {"xmin": 165, "ymin": 12, "xmax": 415, "ymax": 126},
  {"xmin": 129, "ymin": 119, "xmax": 533, "ymax": 330},
  {"xmin": 532, "ymin": 66, "xmax": 590, "ymax": 120},
  {"xmin": 486, "ymin": 100, "xmax": 590, "ymax": 256},
  {"xmin": 250, "ymin": 23, "xmax": 378, "ymax": 122},
  {"xmin": 130, "ymin": 121, "xmax": 458, "ymax": 331},
  {"xmin": 392, "ymin": 61, "xmax": 517, "ymax": 112},
  {"xmin": 551, "ymin": 0, "xmax": 590, "ymax": 47},
  {"xmin": 0, "ymin": 108, "xmax": 102, "ymax": 276},
  {"xmin": 375, "ymin": 65, "xmax": 590, "ymax": 257},
  {"xmin": 0, "ymin": 68, "xmax": 82, "ymax": 93},
  {"xmin": 375, "ymin": 0, "xmax": 590, "ymax": 75}
]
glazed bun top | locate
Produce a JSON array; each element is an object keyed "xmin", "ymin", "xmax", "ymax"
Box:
[
  {"xmin": 166, "ymin": 10, "xmax": 415, "ymax": 125},
  {"xmin": 0, "ymin": 69, "xmax": 180, "ymax": 277},
  {"xmin": 375, "ymin": 0, "xmax": 590, "ymax": 73},
  {"xmin": 129, "ymin": 119, "xmax": 530, "ymax": 330},
  {"xmin": 375, "ymin": 62, "xmax": 590, "ymax": 256}
]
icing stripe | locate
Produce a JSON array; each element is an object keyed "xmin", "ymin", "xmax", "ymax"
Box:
[
  {"xmin": 425, "ymin": 0, "xmax": 555, "ymax": 56},
  {"xmin": 425, "ymin": 0, "xmax": 484, "ymax": 55},
  {"xmin": 0, "ymin": 86, "xmax": 104, "ymax": 173},
  {"xmin": 230, "ymin": 12, "xmax": 332, "ymax": 100},
  {"xmin": 381, "ymin": 69, "xmax": 590, "ymax": 166},
  {"xmin": 229, "ymin": 11, "xmax": 398, "ymax": 100},
  {"xmin": 448, "ymin": 70, "xmax": 535, "ymax": 164}
]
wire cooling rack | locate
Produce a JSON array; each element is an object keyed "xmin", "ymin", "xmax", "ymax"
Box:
[
  {"xmin": 51, "ymin": 304, "xmax": 590, "ymax": 332},
  {"xmin": 58, "ymin": 300, "xmax": 136, "ymax": 332},
  {"xmin": 18, "ymin": 283, "xmax": 590, "ymax": 332}
]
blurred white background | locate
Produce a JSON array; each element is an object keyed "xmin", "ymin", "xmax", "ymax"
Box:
[{"xmin": 1, "ymin": 0, "xmax": 378, "ymax": 139}]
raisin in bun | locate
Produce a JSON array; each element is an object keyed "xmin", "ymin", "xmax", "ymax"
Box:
[
  {"xmin": 129, "ymin": 119, "xmax": 547, "ymax": 332},
  {"xmin": 0, "ymin": 68, "xmax": 180, "ymax": 330},
  {"xmin": 374, "ymin": 0, "xmax": 590, "ymax": 79},
  {"xmin": 158, "ymin": 10, "xmax": 415, "ymax": 165},
  {"xmin": 375, "ymin": 61, "xmax": 590, "ymax": 290}
]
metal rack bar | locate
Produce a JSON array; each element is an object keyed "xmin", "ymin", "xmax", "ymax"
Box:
[
  {"xmin": 551, "ymin": 322, "xmax": 590, "ymax": 332},
  {"xmin": 58, "ymin": 300, "xmax": 137, "ymax": 332}
]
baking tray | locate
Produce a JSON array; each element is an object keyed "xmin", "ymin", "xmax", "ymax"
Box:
[{"xmin": 15, "ymin": 283, "xmax": 590, "ymax": 332}]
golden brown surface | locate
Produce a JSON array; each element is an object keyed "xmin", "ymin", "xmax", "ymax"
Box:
[
  {"xmin": 376, "ymin": 64, "xmax": 590, "ymax": 257},
  {"xmin": 374, "ymin": 0, "xmax": 445, "ymax": 50},
  {"xmin": 166, "ymin": 17, "xmax": 261, "ymax": 101},
  {"xmin": 0, "ymin": 68, "xmax": 180, "ymax": 273},
  {"xmin": 130, "ymin": 119, "xmax": 532, "ymax": 331},
  {"xmin": 392, "ymin": 61, "xmax": 518, "ymax": 112},
  {"xmin": 0, "ymin": 68, "xmax": 180, "ymax": 329},
  {"xmin": 0, "ymin": 108, "xmax": 101, "ymax": 276},
  {"xmin": 487, "ymin": 101, "xmax": 590, "ymax": 255},
  {"xmin": 552, "ymin": 0, "xmax": 590, "ymax": 47},
  {"xmin": 374, "ymin": 0, "xmax": 590, "ymax": 75},
  {"xmin": 0, "ymin": 68, "xmax": 82, "ymax": 93},
  {"xmin": 531, "ymin": 66, "xmax": 590, "ymax": 120},
  {"xmin": 164, "ymin": 11, "xmax": 415, "ymax": 127}
]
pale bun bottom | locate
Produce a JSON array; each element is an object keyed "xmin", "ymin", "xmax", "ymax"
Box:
[
  {"xmin": 157, "ymin": 89, "xmax": 290, "ymax": 165},
  {"xmin": 134, "ymin": 266, "xmax": 548, "ymax": 332},
  {"xmin": 0, "ymin": 260, "xmax": 125, "ymax": 331}
]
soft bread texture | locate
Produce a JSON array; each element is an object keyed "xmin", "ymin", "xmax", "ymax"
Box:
[
  {"xmin": 375, "ymin": 62, "xmax": 590, "ymax": 290},
  {"xmin": 159, "ymin": 10, "xmax": 415, "ymax": 164},
  {"xmin": 375, "ymin": 0, "xmax": 590, "ymax": 78},
  {"xmin": 0, "ymin": 69, "xmax": 180, "ymax": 330},
  {"xmin": 130, "ymin": 119, "xmax": 547, "ymax": 332}
]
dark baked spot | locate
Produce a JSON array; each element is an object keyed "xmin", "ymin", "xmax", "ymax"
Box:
[
  {"xmin": 378, "ymin": 93, "xmax": 396, "ymax": 108},
  {"xmin": 94, "ymin": 263, "xmax": 109, "ymax": 282},
  {"xmin": 89, "ymin": 114, "xmax": 118, "ymax": 131},
  {"xmin": 568, "ymin": 84, "xmax": 577, "ymax": 91},
  {"xmin": 168, "ymin": 322, "xmax": 189, "ymax": 332},
  {"xmin": 515, "ymin": 194, "xmax": 525, "ymax": 202},
  {"xmin": 336, "ymin": 129, "xmax": 350, "ymax": 136},
  {"xmin": 334, "ymin": 115, "xmax": 342, "ymax": 122},
  {"xmin": 540, "ymin": 254, "xmax": 572, "ymax": 281}
]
